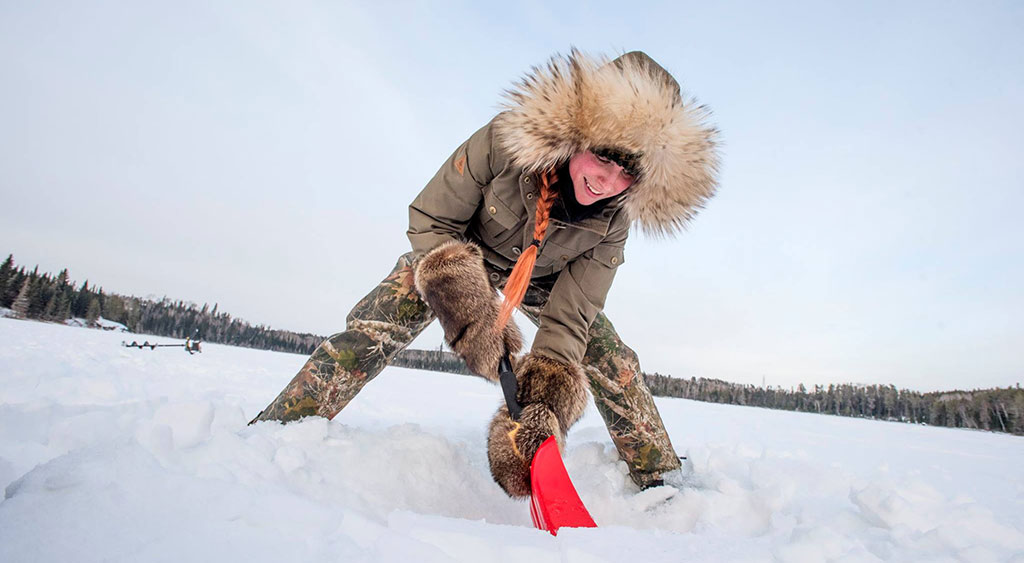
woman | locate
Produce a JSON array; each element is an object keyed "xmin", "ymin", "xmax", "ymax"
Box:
[{"xmin": 252, "ymin": 50, "xmax": 719, "ymax": 497}]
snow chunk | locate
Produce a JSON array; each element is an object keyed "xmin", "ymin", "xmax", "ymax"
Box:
[{"xmin": 150, "ymin": 400, "xmax": 215, "ymax": 449}]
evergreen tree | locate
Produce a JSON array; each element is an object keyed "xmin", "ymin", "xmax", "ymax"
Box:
[
  {"xmin": 55, "ymin": 268, "xmax": 69, "ymax": 288},
  {"xmin": 86, "ymin": 298, "xmax": 101, "ymax": 324},
  {"xmin": 6, "ymin": 268, "xmax": 27, "ymax": 310},
  {"xmin": 73, "ymin": 281, "xmax": 91, "ymax": 318},
  {"xmin": 11, "ymin": 278, "xmax": 32, "ymax": 317},
  {"xmin": 43, "ymin": 292, "xmax": 59, "ymax": 320},
  {"xmin": 26, "ymin": 275, "xmax": 48, "ymax": 318},
  {"xmin": 0, "ymin": 254, "xmax": 13, "ymax": 307},
  {"xmin": 55, "ymin": 289, "xmax": 72, "ymax": 321},
  {"xmin": 103, "ymin": 294, "xmax": 125, "ymax": 324}
]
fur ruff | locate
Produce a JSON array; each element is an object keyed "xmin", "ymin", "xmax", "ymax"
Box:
[
  {"xmin": 494, "ymin": 50, "xmax": 720, "ymax": 237},
  {"xmin": 413, "ymin": 241, "xmax": 522, "ymax": 381}
]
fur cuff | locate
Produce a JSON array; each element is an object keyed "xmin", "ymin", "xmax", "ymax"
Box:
[{"xmin": 414, "ymin": 241, "xmax": 522, "ymax": 381}]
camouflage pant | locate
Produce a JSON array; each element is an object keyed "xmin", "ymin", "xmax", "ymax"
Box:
[{"xmin": 254, "ymin": 252, "xmax": 681, "ymax": 488}]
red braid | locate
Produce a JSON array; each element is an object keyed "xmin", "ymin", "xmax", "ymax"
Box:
[{"xmin": 496, "ymin": 169, "xmax": 558, "ymax": 330}]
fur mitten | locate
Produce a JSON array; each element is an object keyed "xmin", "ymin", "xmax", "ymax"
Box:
[
  {"xmin": 487, "ymin": 352, "xmax": 588, "ymax": 497},
  {"xmin": 414, "ymin": 240, "xmax": 522, "ymax": 381}
]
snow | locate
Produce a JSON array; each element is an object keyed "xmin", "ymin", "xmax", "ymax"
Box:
[
  {"xmin": 1, "ymin": 318, "xmax": 1022, "ymax": 562},
  {"xmin": 63, "ymin": 316, "xmax": 129, "ymax": 331}
]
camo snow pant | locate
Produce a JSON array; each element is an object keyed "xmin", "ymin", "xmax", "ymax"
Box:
[{"xmin": 253, "ymin": 252, "xmax": 682, "ymax": 489}]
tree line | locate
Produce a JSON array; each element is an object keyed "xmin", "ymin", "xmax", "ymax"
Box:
[
  {"xmin": 644, "ymin": 374, "xmax": 1024, "ymax": 436},
  {"xmin": 391, "ymin": 347, "xmax": 473, "ymax": 376},
  {"xmin": 0, "ymin": 254, "xmax": 322, "ymax": 354},
  {"xmin": 3, "ymin": 253, "xmax": 1022, "ymax": 435},
  {"xmin": 389, "ymin": 344, "xmax": 1024, "ymax": 436}
]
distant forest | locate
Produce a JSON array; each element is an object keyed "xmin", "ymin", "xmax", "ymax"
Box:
[
  {"xmin": 644, "ymin": 374, "xmax": 1024, "ymax": 436},
  {"xmin": 0, "ymin": 254, "xmax": 322, "ymax": 354},
  {"xmin": 393, "ymin": 350, "xmax": 1024, "ymax": 436},
  {"xmin": 3, "ymin": 253, "xmax": 1022, "ymax": 436}
]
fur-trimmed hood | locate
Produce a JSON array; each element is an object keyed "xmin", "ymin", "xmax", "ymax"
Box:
[{"xmin": 493, "ymin": 50, "xmax": 720, "ymax": 237}]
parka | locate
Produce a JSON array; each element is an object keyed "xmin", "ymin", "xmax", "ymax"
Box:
[{"xmin": 407, "ymin": 50, "xmax": 719, "ymax": 367}]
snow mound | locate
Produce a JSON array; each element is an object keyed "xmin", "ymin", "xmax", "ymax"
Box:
[
  {"xmin": 95, "ymin": 316, "xmax": 128, "ymax": 331},
  {"xmin": 64, "ymin": 316, "xmax": 128, "ymax": 331}
]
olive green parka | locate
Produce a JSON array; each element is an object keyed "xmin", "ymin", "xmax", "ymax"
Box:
[{"xmin": 408, "ymin": 51, "xmax": 719, "ymax": 365}]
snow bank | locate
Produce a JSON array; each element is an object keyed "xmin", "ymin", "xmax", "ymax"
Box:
[
  {"xmin": 1, "ymin": 318, "xmax": 1022, "ymax": 562},
  {"xmin": 63, "ymin": 316, "xmax": 128, "ymax": 331},
  {"xmin": 95, "ymin": 316, "xmax": 128, "ymax": 331}
]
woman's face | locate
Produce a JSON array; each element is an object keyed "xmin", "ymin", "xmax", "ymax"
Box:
[{"xmin": 568, "ymin": 151, "xmax": 635, "ymax": 206}]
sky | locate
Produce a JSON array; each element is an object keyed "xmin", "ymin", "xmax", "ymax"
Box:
[{"xmin": 1, "ymin": 0, "xmax": 1022, "ymax": 392}]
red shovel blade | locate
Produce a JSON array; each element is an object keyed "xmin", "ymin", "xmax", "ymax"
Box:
[{"xmin": 529, "ymin": 436, "xmax": 597, "ymax": 535}]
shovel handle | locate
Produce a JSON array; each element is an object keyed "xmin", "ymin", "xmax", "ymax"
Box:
[{"xmin": 498, "ymin": 353, "xmax": 523, "ymax": 421}]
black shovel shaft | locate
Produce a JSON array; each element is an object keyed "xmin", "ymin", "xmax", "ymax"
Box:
[{"xmin": 498, "ymin": 354, "xmax": 523, "ymax": 421}]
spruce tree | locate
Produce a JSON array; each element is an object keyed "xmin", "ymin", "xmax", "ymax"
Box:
[
  {"xmin": 26, "ymin": 276, "xmax": 47, "ymax": 318},
  {"xmin": 11, "ymin": 278, "xmax": 32, "ymax": 317},
  {"xmin": 86, "ymin": 298, "xmax": 101, "ymax": 324},
  {"xmin": 73, "ymin": 280, "xmax": 91, "ymax": 318},
  {"xmin": 5, "ymin": 269, "xmax": 26, "ymax": 310},
  {"xmin": 103, "ymin": 294, "xmax": 125, "ymax": 324},
  {"xmin": 55, "ymin": 269, "xmax": 69, "ymax": 292},
  {"xmin": 55, "ymin": 289, "xmax": 72, "ymax": 321},
  {"xmin": 43, "ymin": 293, "xmax": 59, "ymax": 320},
  {"xmin": 0, "ymin": 254, "xmax": 13, "ymax": 306}
]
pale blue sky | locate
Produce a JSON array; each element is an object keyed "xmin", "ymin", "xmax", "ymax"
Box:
[{"xmin": 2, "ymin": 1, "xmax": 1021, "ymax": 391}]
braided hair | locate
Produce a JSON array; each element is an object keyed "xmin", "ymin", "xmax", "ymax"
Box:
[{"xmin": 496, "ymin": 169, "xmax": 559, "ymax": 330}]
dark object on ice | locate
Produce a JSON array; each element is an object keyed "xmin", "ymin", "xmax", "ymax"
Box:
[
  {"xmin": 185, "ymin": 336, "xmax": 202, "ymax": 354},
  {"xmin": 122, "ymin": 331, "xmax": 202, "ymax": 355}
]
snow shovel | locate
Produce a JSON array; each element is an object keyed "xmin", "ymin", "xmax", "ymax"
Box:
[{"xmin": 499, "ymin": 354, "xmax": 597, "ymax": 535}]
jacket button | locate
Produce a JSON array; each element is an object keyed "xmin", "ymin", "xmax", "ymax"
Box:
[
  {"xmin": 488, "ymin": 206, "xmax": 497, "ymax": 215},
  {"xmin": 489, "ymin": 272, "xmax": 500, "ymax": 282},
  {"xmin": 526, "ymin": 192, "xmax": 534, "ymax": 200},
  {"xmin": 524, "ymin": 177, "xmax": 531, "ymax": 183},
  {"xmin": 611, "ymin": 257, "xmax": 619, "ymax": 265},
  {"xmin": 560, "ymin": 255, "xmax": 568, "ymax": 261},
  {"xmin": 512, "ymin": 247, "xmax": 521, "ymax": 256}
]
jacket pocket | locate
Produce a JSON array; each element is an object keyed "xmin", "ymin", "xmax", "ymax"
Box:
[
  {"xmin": 476, "ymin": 187, "xmax": 521, "ymax": 245},
  {"xmin": 537, "ymin": 238, "xmax": 581, "ymax": 269},
  {"xmin": 591, "ymin": 244, "xmax": 625, "ymax": 269}
]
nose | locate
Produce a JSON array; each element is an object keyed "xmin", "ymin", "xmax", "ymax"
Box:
[{"xmin": 597, "ymin": 162, "xmax": 617, "ymax": 185}]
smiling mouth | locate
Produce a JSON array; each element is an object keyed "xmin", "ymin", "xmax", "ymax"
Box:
[{"xmin": 584, "ymin": 177, "xmax": 603, "ymax": 196}]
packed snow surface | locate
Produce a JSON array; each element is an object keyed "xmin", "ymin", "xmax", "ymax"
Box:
[{"xmin": 1, "ymin": 318, "xmax": 1022, "ymax": 562}]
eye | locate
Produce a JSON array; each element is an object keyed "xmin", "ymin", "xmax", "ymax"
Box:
[{"xmin": 595, "ymin": 154, "xmax": 612, "ymax": 164}]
